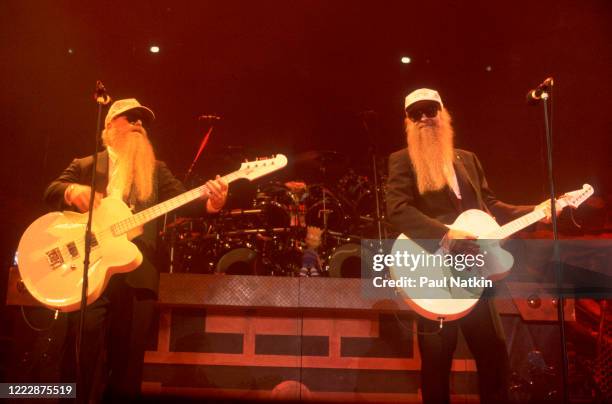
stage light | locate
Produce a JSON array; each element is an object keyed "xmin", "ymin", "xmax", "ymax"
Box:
[
  {"xmin": 67, "ymin": 48, "xmax": 74, "ymax": 55},
  {"xmin": 150, "ymin": 46, "xmax": 160, "ymax": 53},
  {"xmin": 485, "ymin": 65, "xmax": 492, "ymax": 72},
  {"xmin": 401, "ymin": 56, "xmax": 411, "ymax": 64}
]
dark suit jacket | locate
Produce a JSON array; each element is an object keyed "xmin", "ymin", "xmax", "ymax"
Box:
[
  {"xmin": 43, "ymin": 150, "xmax": 201, "ymax": 293},
  {"xmin": 386, "ymin": 148, "xmax": 533, "ymax": 243}
]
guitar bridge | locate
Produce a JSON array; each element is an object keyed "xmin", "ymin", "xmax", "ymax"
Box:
[{"xmin": 45, "ymin": 247, "xmax": 64, "ymax": 269}]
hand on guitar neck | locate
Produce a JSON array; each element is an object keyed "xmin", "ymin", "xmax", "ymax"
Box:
[
  {"xmin": 535, "ymin": 199, "xmax": 565, "ymax": 224},
  {"xmin": 204, "ymin": 175, "xmax": 229, "ymax": 213}
]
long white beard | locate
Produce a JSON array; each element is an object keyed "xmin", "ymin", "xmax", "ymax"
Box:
[
  {"xmin": 406, "ymin": 109, "xmax": 455, "ymax": 195},
  {"xmin": 102, "ymin": 126, "xmax": 156, "ymax": 202}
]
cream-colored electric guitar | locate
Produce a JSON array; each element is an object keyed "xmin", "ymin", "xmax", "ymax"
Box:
[
  {"xmin": 17, "ymin": 155, "xmax": 288, "ymax": 312},
  {"xmin": 389, "ymin": 184, "xmax": 594, "ymax": 321}
]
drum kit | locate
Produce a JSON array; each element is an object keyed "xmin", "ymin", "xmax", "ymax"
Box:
[{"xmin": 161, "ymin": 150, "xmax": 388, "ymax": 278}]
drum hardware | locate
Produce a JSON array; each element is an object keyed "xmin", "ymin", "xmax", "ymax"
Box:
[
  {"xmin": 224, "ymin": 208, "xmax": 265, "ymax": 216},
  {"xmin": 160, "ymin": 216, "xmax": 218, "ymax": 274},
  {"xmin": 162, "ymin": 213, "xmax": 176, "ymax": 274},
  {"xmin": 358, "ymin": 111, "xmax": 388, "ymax": 244},
  {"xmin": 303, "ymin": 184, "xmax": 352, "ymax": 235},
  {"xmin": 222, "ymin": 227, "xmax": 292, "ymax": 237},
  {"xmin": 338, "ymin": 172, "xmax": 377, "ymax": 219}
]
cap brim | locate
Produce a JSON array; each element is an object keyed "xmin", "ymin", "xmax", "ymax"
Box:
[
  {"xmin": 125, "ymin": 106, "xmax": 155, "ymax": 124},
  {"xmin": 405, "ymin": 99, "xmax": 442, "ymax": 113}
]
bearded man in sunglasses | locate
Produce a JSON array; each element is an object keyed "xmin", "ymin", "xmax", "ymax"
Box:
[
  {"xmin": 43, "ymin": 98, "xmax": 228, "ymax": 401},
  {"xmin": 386, "ymin": 89, "xmax": 561, "ymax": 404}
]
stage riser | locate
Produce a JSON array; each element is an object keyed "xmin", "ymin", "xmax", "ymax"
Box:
[{"xmin": 5, "ymin": 270, "xmax": 569, "ymax": 401}]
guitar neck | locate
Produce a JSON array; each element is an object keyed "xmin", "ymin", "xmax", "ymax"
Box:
[
  {"xmin": 481, "ymin": 184, "xmax": 594, "ymax": 240},
  {"xmin": 110, "ymin": 172, "xmax": 241, "ymax": 236},
  {"xmin": 483, "ymin": 208, "xmax": 545, "ymax": 240}
]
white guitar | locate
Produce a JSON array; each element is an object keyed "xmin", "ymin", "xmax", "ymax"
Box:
[
  {"xmin": 17, "ymin": 155, "xmax": 288, "ymax": 312},
  {"xmin": 389, "ymin": 184, "xmax": 594, "ymax": 321}
]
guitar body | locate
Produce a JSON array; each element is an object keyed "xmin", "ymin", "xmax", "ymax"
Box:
[
  {"xmin": 448, "ymin": 209, "xmax": 515, "ymax": 281},
  {"xmin": 390, "ymin": 209, "xmax": 514, "ymax": 322},
  {"xmin": 17, "ymin": 198, "xmax": 142, "ymax": 312}
]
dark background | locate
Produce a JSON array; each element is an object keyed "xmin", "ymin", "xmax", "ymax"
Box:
[{"xmin": 0, "ymin": 0, "xmax": 610, "ymax": 354}]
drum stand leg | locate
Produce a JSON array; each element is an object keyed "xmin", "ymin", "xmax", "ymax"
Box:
[
  {"xmin": 163, "ymin": 213, "xmax": 177, "ymax": 274},
  {"xmin": 371, "ymin": 153, "xmax": 387, "ymax": 244}
]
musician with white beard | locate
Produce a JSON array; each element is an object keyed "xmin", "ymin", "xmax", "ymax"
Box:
[
  {"xmin": 386, "ymin": 89, "xmax": 561, "ymax": 404},
  {"xmin": 43, "ymin": 98, "xmax": 228, "ymax": 401}
]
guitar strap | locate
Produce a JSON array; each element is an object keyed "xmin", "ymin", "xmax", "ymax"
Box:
[
  {"xmin": 452, "ymin": 161, "xmax": 480, "ymax": 212},
  {"xmin": 127, "ymin": 183, "xmax": 137, "ymax": 212},
  {"xmin": 455, "ymin": 169, "xmax": 480, "ymax": 212}
]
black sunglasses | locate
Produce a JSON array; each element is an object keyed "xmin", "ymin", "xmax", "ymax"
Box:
[
  {"xmin": 406, "ymin": 103, "xmax": 441, "ymax": 122},
  {"xmin": 117, "ymin": 110, "xmax": 148, "ymax": 125}
]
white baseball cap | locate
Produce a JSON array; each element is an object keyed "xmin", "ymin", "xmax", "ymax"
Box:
[
  {"xmin": 105, "ymin": 98, "xmax": 155, "ymax": 126},
  {"xmin": 404, "ymin": 88, "xmax": 443, "ymax": 111}
]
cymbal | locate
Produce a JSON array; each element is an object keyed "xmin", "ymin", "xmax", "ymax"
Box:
[
  {"xmin": 292, "ymin": 150, "xmax": 348, "ymax": 183},
  {"xmin": 294, "ymin": 150, "xmax": 348, "ymax": 166}
]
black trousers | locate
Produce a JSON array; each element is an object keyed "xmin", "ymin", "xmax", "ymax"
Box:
[
  {"xmin": 417, "ymin": 298, "xmax": 509, "ymax": 404},
  {"xmin": 59, "ymin": 265, "xmax": 157, "ymax": 402}
]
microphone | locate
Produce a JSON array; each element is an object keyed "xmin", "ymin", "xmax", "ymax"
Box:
[
  {"xmin": 198, "ymin": 115, "xmax": 222, "ymax": 121},
  {"xmin": 94, "ymin": 80, "xmax": 112, "ymax": 105},
  {"xmin": 526, "ymin": 77, "xmax": 554, "ymax": 104}
]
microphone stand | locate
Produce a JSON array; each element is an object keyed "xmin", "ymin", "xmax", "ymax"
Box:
[
  {"xmin": 184, "ymin": 117, "xmax": 219, "ymax": 183},
  {"xmin": 75, "ymin": 81, "xmax": 111, "ymax": 402},
  {"xmin": 538, "ymin": 86, "xmax": 570, "ymax": 404}
]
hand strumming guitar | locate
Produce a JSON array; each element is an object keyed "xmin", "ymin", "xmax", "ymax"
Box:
[
  {"xmin": 441, "ymin": 228, "xmax": 480, "ymax": 255},
  {"xmin": 64, "ymin": 184, "xmax": 102, "ymax": 213}
]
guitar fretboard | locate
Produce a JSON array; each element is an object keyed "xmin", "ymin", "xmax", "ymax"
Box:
[
  {"xmin": 483, "ymin": 209, "xmax": 545, "ymax": 240},
  {"xmin": 110, "ymin": 171, "xmax": 242, "ymax": 236}
]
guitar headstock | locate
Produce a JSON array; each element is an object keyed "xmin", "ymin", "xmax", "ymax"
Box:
[
  {"xmin": 559, "ymin": 184, "xmax": 594, "ymax": 209},
  {"xmin": 237, "ymin": 154, "xmax": 288, "ymax": 181}
]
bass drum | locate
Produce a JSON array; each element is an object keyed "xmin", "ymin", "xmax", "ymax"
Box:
[
  {"xmin": 215, "ymin": 238, "xmax": 258, "ymax": 275},
  {"xmin": 326, "ymin": 243, "xmax": 362, "ymax": 278}
]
